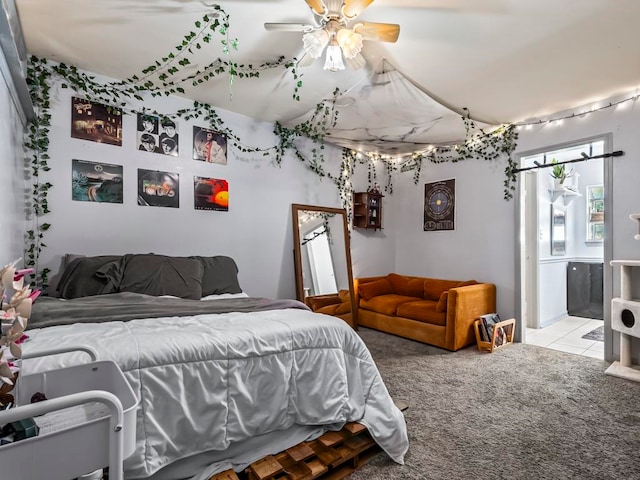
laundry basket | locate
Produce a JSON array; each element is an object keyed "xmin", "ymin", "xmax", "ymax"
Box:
[{"xmin": 0, "ymin": 355, "xmax": 137, "ymax": 480}]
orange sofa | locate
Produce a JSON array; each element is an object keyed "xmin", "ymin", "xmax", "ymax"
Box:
[{"xmin": 355, "ymin": 273, "xmax": 496, "ymax": 351}]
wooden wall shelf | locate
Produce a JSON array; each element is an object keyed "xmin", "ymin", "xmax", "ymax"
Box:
[{"xmin": 353, "ymin": 192, "xmax": 383, "ymax": 230}]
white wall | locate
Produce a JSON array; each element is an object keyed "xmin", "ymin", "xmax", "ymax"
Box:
[
  {"xmin": 39, "ymin": 75, "xmax": 368, "ymax": 300},
  {"xmin": 393, "ymin": 158, "xmax": 515, "ymax": 318},
  {"xmin": 516, "ymin": 98, "xmax": 640, "ymax": 361},
  {"xmin": 392, "ymin": 96, "xmax": 640, "ymax": 362},
  {"xmin": 17, "ymin": 61, "xmax": 640, "ymax": 363},
  {"xmin": 0, "ymin": 49, "xmax": 27, "ymax": 265}
]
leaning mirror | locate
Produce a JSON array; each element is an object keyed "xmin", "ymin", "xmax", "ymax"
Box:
[{"xmin": 292, "ymin": 204, "xmax": 357, "ymax": 329}]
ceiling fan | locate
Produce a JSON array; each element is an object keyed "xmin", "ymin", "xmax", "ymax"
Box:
[{"xmin": 264, "ymin": 0, "xmax": 400, "ymax": 71}]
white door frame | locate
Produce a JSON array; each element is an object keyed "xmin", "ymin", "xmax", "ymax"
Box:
[{"xmin": 514, "ymin": 133, "xmax": 614, "ymax": 361}]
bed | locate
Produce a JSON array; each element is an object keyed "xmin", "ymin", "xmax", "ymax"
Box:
[{"xmin": 21, "ymin": 253, "xmax": 409, "ymax": 479}]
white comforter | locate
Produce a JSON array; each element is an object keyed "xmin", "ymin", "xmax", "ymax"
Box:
[{"xmin": 23, "ymin": 308, "xmax": 408, "ymax": 478}]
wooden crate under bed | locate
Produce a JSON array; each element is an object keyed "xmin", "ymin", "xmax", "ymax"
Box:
[{"xmin": 211, "ymin": 401, "xmax": 408, "ymax": 480}]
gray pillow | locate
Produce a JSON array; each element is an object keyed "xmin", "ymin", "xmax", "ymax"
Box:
[
  {"xmin": 191, "ymin": 256, "xmax": 242, "ymax": 296},
  {"xmin": 57, "ymin": 255, "xmax": 123, "ymax": 299},
  {"xmin": 119, "ymin": 254, "xmax": 203, "ymax": 299}
]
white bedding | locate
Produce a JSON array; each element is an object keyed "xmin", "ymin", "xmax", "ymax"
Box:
[{"xmin": 23, "ymin": 308, "xmax": 408, "ymax": 479}]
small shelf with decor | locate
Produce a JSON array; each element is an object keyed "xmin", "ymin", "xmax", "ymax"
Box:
[
  {"xmin": 473, "ymin": 316, "xmax": 516, "ymax": 353},
  {"xmin": 550, "ymin": 186, "xmax": 582, "ymax": 205},
  {"xmin": 353, "ymin": 191, "xmax": 383, "ymax": 230}
]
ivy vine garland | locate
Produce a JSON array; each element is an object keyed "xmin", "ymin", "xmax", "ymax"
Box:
[{"xmin": 24, "ymin": 3, "xmax": 519, "ymax": 287}]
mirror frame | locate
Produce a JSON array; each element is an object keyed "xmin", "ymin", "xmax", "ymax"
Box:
[{"xmin": 292, "ymin": 203, "xmax": 357, "ymax": 329}]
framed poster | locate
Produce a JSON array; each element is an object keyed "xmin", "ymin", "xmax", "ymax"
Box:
[
  {"xmin": 137, "ymin": 169, "xmax": 179, "ymax": 208},
  {"xmin": 193, "ymin": 126, "xmax": 227, "ymax": 164},
  {"xmin": 194, "ymin": 177, "xmax": 229, "ymax": 211},
  {"xmin": 71, "ymin": 159, "xmax": 123, "ymax": 203},
  {"xmin": 71, "ymin": 97, "xmax": 122, "ymax": 146},
  {"xmin": 424, "ymin": 178, "xmax": 455, "ymax": 231}
]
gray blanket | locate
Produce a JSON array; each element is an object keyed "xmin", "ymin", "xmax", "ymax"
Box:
[{"xmin": 28, "ymin": 292, "xmax": 310, "ymax": 329}]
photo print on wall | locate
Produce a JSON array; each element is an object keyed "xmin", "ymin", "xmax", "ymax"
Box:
[
  {"xmin": 72, "ymin": 159, "xmax": 123, "ymax": 203},
  {"xmin": 158, "ymin": 117, "xmax": 179, "ymax": 156},
  {"xmin": 71, "ymin": 96, "xmax": 123, "ymax": 146},
  {"xmin": 138, "ymin": 168, "xmax": 179, "ymax": 208},
  {"xmin": 424, "ymin": 178, "xmax": 455, "ymax": 231},
  {"xmin": 137, "ymin": 113, "xmax": 160, "ymax": 153},
  {"xmin": 194, "ymin": 177, "xmax": 229, "ymax": 211},
  {"xmin": 193, "ymin": 126, "xmax": 227, "ymax": 164},
  {"xmin": 137, "ymin": 114, "xmax": 179, "ymax": 156}
]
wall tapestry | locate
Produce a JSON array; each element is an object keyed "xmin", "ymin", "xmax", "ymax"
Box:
[
  {"xmin": 424, "ymin": 178, "xmax": 455, "ymax": 231},
  {"xmin": 71, "ymin": 159, "xmax": 123, "ymax": 203},
  {"xmin": 194, "ymin": 177, "xmax": 229, "ymax": 211},
  {"xmin": 71, "ymin": 96, "xmax": 122, "ymax": 146},
  {"xmin": 192, "ymin": 126, "xmax": 227, "ymax": 164},
  {"xmin": 138, "ymin": 169, "xmax": 179, "ymax": 208}
]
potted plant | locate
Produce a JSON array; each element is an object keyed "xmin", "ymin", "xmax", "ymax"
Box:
[{"xmin": 550, "ymin": 158, "xmax": 573, "ymax": 189}]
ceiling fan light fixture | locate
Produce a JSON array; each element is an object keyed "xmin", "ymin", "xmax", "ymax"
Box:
[
  {"xmin": 344, "ymin": 52, "xmax": 366, "ymax": 70},
  {"xmin": 302, "ymin": 29, "xmax": 330, "ymax": 58},
  {"xmin": 336, "ymin": 28, "xmax": 363, "ymax": 59},
  {"xmin": 323, "ymin": 43, "xmax": 345, "ymax": 71}
]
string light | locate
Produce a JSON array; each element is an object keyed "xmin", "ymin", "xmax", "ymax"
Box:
[
  {"xmin": 350, "ymin": 90, "xmax": 639, "ymax": 162},
  {"xmin": 513, "ymin": 92, "xmax": 638, "ymax": 128}
]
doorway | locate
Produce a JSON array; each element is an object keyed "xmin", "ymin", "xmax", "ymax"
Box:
[{"xmin": 517, "ymin": 135, "xmax": 613, "ymax": 359}]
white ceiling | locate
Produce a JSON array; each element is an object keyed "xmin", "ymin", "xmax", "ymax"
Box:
[{"xmin": 14, "ymin": 0, "xmax": 640, "ymax": 141}]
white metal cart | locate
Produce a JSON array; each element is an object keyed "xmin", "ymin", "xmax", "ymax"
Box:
[{"xmin": 0, "ymin": 347, "xmax": 138, "ymax": 480}]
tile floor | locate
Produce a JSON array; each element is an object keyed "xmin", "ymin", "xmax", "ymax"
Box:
[{"xmin": 525, "ymin": 315, "xmax": 604, "ymax": 359}]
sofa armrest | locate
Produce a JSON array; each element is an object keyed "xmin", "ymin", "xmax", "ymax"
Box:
[
  {"xmin": 446, "ymin": 283, "xmax": 497, "ymax": 350},
  {"xmin": 354, "ymin": 276, "xmax": 387, "ymax": 304},
  {"xmin": 305, "ymin": 293, "xmax": 342, "ymax": 311}
]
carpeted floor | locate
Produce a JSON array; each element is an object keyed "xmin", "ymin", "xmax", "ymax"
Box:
[{"xmin": 350, "ymin": 328, "xmax": 640, "ymax": 480}]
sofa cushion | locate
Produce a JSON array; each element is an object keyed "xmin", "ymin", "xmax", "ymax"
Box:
[
  {"xmin": 358, "ymin": 278, "xmax": 393, "ymax": 300},
  {"xmin": 359, "ymin": 294, "xmax": 419, "ymax": 316},
  {"xmin": 387, "ymin": 273, "xmax": 425, "ymax": 298},
  {"xmin": 436, "ymin": 280, "xmax": 480, "ymax": 312},
  {"xmin": 436, "ymin": 291, "xmax": 449, "ymax": 312},
  {"xmin": 397, "ymin": 300, "xmax": 446, "ymax": 326},
  {"xmin": 316, "ymin": 304, "xmax": 339, "ymax": 315},
  {"xmin": 423, "ymin": 278, "xmax": 460, "ymax": 300},
  {"xmin": 334, "ymin": 301, "xmax": 352, "ymax": 315},
  {"xmin": 338, "ymin": 289, "xmax": 351, "ymax": 302}
]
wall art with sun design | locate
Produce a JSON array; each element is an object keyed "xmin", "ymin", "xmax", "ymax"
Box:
[{"xmin": 424, "ymin": 178, "xmax": 455, "ymax": 231}]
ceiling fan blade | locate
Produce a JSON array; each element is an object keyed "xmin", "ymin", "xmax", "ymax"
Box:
[
  {"xmin": 343, "ymin": 0, "xmax": 375, "ymax": 19},
  {"xmin": 304, "ymin": 0, "xmax": 327, "ymax": 15},
  {"xmin": 264, "ymin": 23, "xmax": 315, "ymax": 32},
  {"xmin": 354, "ymin": 22, "xmax": 400, "ymax": 43}
]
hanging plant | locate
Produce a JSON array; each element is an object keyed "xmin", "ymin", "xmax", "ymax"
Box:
[
  {"xmin": 23, "ymin": 4, "xmax": 305, "ymax": 288},
  {"xmin": 23, "ymin": 3, "xmax": 520, "ymax": 288},
  {"xmin": 272, "ymin": 91, "xmax": 520, "ymax": 210}
]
